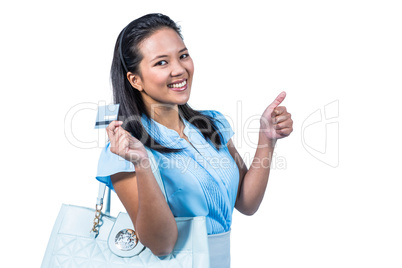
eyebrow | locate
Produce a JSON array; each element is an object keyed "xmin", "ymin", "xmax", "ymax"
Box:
[{"xmin": 150, "ymin": 47, "xmax": 188, "ymax": 62}]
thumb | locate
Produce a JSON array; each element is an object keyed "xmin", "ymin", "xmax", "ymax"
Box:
[
  {"xmin": 269, "ymin": 91, "xmax": 286, "ymax": 109},
  {"xmin": 106, "ymin": 120, "xmax": 123, "ymax": 138},
  {"xmin": 268, "ymin": 91, "xmax": 286, "ymax": 116}
]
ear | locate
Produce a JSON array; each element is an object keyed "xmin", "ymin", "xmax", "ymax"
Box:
[{"xmin": 127, "ymin": 72, "xmax": 144, "ymax": 92}]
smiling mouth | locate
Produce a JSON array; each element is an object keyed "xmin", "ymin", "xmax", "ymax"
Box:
[{"xmin": 168, "ymin": 79, "xmax": 187, "ymax": 89}]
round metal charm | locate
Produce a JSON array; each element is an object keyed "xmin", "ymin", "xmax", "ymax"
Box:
[{"xmin": 115, "ymin": 229, "xmax": 138, "ymax": 251}]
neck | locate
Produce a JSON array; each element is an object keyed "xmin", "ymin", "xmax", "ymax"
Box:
[{"xmin": 146, "ymin": 103, "xmax": 184, "ymax": 135}]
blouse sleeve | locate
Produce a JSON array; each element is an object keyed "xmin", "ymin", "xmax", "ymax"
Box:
[
  {"xmin": 203, "ymin": 110, "xmax": 235, "ymax": 145},
  {"xmin": 96, "ymin": 142, "xmax": 135, "ymax": 190}
]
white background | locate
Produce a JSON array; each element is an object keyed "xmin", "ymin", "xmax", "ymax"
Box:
[{"xmin": 1, "ymin": 0, "xmax": 401, "ymax": 267}]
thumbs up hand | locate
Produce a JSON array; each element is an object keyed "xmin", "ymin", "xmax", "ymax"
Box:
[{"xmin": 260, "ymin": 91, "xmax": 293, "ymax": 141}]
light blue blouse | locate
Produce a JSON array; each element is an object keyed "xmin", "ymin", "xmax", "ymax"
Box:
[{"xmin": 96, "ymin": 110, "xmax": 240, "ymax": 235}]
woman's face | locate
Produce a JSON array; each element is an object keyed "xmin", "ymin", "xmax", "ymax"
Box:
[{"xmin": 133, "ymin": 28, "xmax": 194, "ymax": 112}]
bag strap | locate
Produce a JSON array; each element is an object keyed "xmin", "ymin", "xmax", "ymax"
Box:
[
  {"xmin": 95, "ymin": 147, "xmax": 167, "ymax": 214},
  {"xmin": 96, "ymin": 183, "xmax": 111, "ymax": 215}
]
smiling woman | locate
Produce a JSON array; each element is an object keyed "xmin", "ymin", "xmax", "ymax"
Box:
[
  {"xmin": 96, "ymin": 13, "xmax": 293, "ymax": 268},
  {"xmin": 110, "ymin": 13, "xmax": 224, "ymax": 155}
]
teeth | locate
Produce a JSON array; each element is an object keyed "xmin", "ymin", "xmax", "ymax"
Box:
[{"xmin": 168, "ymin": 80, "xmax": 187, "ymax": 88}]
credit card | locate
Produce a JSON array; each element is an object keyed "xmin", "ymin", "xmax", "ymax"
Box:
[{"xmin": 95, "ymin": 104, "xmax": 120, "ymax": 129}]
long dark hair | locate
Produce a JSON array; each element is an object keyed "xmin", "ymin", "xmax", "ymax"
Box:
[{"xmin": 111, "ymin": 13, "xmax": 224, "ymax": 153}]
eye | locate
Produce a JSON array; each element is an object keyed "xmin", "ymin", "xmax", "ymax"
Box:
[
  {"xmin": 180, "ymin": 53, "xmax": 190, "ymax": 59},
  {"xmin": 155, "ymin": 60, "xmax": 168, "ymax": 66}
]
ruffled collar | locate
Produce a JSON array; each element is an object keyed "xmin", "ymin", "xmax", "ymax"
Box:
[{"xmin": 140, "ymin": 113, "xmax": 192, "ymax": 149}]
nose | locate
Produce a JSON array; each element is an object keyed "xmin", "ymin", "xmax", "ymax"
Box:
[{"xmin": 170, "ymin": 59, "xmax": 185, "ymax": 77}]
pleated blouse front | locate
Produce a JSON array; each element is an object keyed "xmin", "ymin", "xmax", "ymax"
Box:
[{"xmin": 96, "ymin": 110, "xmax": 239, "ymax": 235}]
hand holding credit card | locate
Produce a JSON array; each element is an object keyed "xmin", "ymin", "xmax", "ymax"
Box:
[{"xmin": 95, "ymin": 104, "xmax": 148, "ymax": 164}]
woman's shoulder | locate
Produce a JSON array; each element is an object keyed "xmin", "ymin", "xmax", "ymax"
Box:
[
  {"xmin": 197, "ymin": 109, "xmax": 234, "ymax": 144},
  {"xmin": 199, "ymin": 109, "xmax": 232, "ymax": 128},
  {"xmin": 198, "ymin": 109, "xmax": 224, "ymax": 117}
]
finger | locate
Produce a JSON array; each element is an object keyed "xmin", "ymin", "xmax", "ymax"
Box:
[
  {"xmin": 117, "ymin": 130, "xmax": 133, "ymax": 149},
  {"xmin": 268, "ymin": 91, "xmax": 286, "ymax": 110},
  {"xmin": 113, "ymin": 124, "xmax": 127, "ymax": 134},
  {"xmin": 114, "ymin": 126, "xmax": 123, "ymax": 136},
  {"xmin": 273, "ymin": 112, "xmax": 291, "ymax": 124},
  {"xmin": 106, "ymin": 120, "xmax": 123, "ymax": 137},
  {"xmin": 276, "ymin": 127, "xmax": 293, "ymax": 137},
  {"xmin": 272, "ymin": 106, "xmax": 287, "ymax": 118},
  {"xmin": 117, "ymin": 132, "xmax": 130, "ymax": 152},
  {"xmin": 274, "ymin": 119, "xmax": 292, "ymax": 130},
  {"xmin": 114, "ymin": 126, "xmax": 131, "ymax": 141}
]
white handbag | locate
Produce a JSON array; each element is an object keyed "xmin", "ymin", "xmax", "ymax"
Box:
[{"xmin": 41, "ymin": 148, "xmax": 210, "ymax": 267}]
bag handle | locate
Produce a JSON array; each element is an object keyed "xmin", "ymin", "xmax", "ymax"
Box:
[{"xmin": 96, "ymin": 183, "xmax": 111, "ymax": 215}]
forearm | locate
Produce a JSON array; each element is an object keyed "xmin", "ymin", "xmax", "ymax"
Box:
[
  {"xmin": 133, "ymin": 157, "xmax": 178, "ymax": 255},
  {"xmin": 107, "ymin": 121, "xmax": 177, "ymax": 256},
  {"xmin": 236, "ymin": 133, "xmax": 276, "ymax": 215}
]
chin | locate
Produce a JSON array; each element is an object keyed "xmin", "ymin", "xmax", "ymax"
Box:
[
  {"xmin": 177, "ymin": 99, "xmax": 190, "ymax": 105},
  {"xmin": 176, "ymin": 93, "xmax": 191, "ymax": 105}
]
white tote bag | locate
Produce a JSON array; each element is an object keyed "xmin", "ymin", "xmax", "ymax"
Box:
[{"xmin": 41, "ymin": 148, "xmax": 210, "ymax": 267}]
